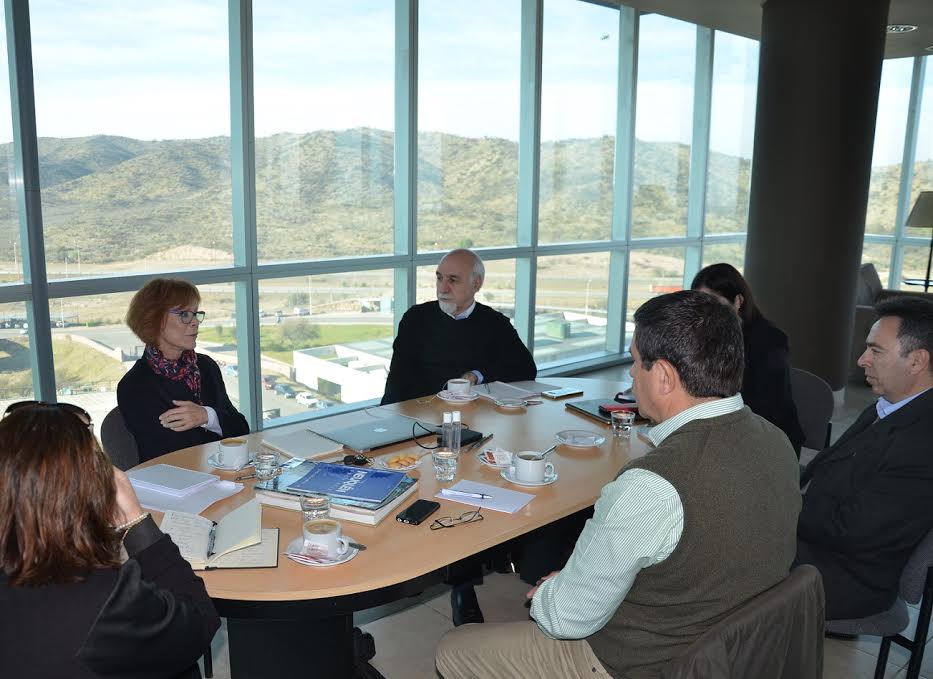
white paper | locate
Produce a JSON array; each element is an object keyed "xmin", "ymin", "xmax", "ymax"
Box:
[
  {"xmin": 436, "ymin": 479, "xmax": 534, "ymax": 514},
  {"xmin": 207, "ymin": 529, "xmax": 278, "ymax": 569},
  {"xmin": 210, "ymin": 499, "xmax": 261, "ymax": 559},
  {"xmin": 160, "ymin": 511, "xmax": 214, "ymax": 568},
  {"xmin": 135, "ymin": 480, "xmax": 243, "ymax": 514},
  {"xmin": 128, "ymin": 464, "xmax": 218, "ymax": 497},
  {"xmin": 261, "ymin": 428, "xmax": 345, "ymax": 460},
  {"xmin": 471, "ymin": 380, "xmax": 560, "ymax": 401}
]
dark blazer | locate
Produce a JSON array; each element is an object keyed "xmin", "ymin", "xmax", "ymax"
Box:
[
  {"xmin": 796, "ymin": 388, "xmax": 933, "ymax": 619},
  {"xmin": 118, "ymin": 353, "xmax": 249, "ymax": 462},
  {"xmin": 742, "ymin": 316, "xmax": 805, "ymax": 455},
  {"xmin": 0, "ymin": 517, "xmax": 219, "ymax": 679},
  {"xmin": 382, "ymin": 301, "xmax": 537, "ymax": 405}
]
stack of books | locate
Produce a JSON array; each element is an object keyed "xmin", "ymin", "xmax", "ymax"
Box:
[{"xmin": 254, "ymin": 461, "xmax": 418, "ymax": 526}]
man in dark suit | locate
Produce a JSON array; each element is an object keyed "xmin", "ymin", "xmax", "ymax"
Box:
[{"xmin": 797, "ymin": 297, "xmax": 933, "ymax": 620}]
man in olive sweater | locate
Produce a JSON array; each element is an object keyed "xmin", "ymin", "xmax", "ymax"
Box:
[
  {"xmin": 436, "ymin": 290, "xmax": 802, "ymax": 679},
  {"xmin": 381, "ymin": 248, "xmax": 536, "ymax": 405}
]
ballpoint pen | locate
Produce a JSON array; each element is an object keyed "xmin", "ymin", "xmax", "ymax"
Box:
[
  {"xmin": 467, "ymin": 433, "xmax": 493, "ymax": 452},
  {"xmin": 442, "ymin": 489, "xmax": 493, "ymax": 499}
]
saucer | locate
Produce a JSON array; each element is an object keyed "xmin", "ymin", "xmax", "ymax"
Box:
[
  {"xmin": 207, "ymin": 451, "xmax": 254, "ymax": 471},
  {"xmin": 285, "ymin": 536, "xmax": 360, "ymax": 567},
  {"xmin": 500, "ymin": 468, "xmax": 558, "ymax": 487},
  {"xmin": 437, "ymin": 389, "xmax": 479, "ymax": 403},
  {"xmin": 555, "ymin": 429, "xmax": 606, "ymax": 448},
  {"xmin": 477, "ymin": 447, "xmax": 512, "ymax": 468}
]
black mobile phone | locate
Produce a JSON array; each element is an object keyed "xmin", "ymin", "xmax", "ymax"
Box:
[{"xmin": 396, "ymin": 499, "xmax": 441, "ymax": 525}]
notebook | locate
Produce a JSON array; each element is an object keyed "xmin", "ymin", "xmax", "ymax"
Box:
[
  {"xmin": 309, "ymin": 415, "xmax": 441, "ymax": 453},
  {"xmin": 565, "ymin": 398, "xmax": 642, "ymax": 425}
]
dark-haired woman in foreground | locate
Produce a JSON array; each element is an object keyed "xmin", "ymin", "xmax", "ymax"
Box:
[
  {"xmin": 0, "ymin": 403, "xmax": 219, "ymax": 678},
  {"xmin": 692, "ymin": 263, "xmax": 805, "ymax": 456},
  {"xmin": 118, "ymin": 277, "xmax": 249, "ymax": 462}
]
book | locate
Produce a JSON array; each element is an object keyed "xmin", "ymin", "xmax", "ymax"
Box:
[
  {"xmin": 159, "ymin": 498, "xmax": 279, "ymax": 570},
  {"xmin": 128, "ymin": 464, "xmax": 218, "ymax": 498},
  {"xmin": 284, "ymin": 462, "xmax": 407, "ymax": 504},
  {"xmin": 255, "ymin": 479, "xmax": 418, "ymax": 526},
  {"xmin": 471, "ymin": 380, "xmax": 560, "ymax": 402}
]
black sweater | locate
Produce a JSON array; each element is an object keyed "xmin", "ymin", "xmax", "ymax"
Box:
[
  {"xmin": 117, "ymin": 353, "xmax": 249, "ymax": 462},
  {"xmin": 742, "ymin": 316, "xmax": 805, "ymax": 455},
  {"xmin": 0, "ymin": 517, "xmax": 220, "ymax": 679},
  {"xmin": 381, "ymin": 301, "xmax": 537, "ymax": 404}
]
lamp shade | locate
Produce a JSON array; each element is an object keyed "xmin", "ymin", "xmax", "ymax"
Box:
[{"xmin": 906, "ymin": 191, "xmax": 933, "ymax": 229}]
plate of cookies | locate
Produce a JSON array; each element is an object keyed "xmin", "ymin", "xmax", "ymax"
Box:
[{"xmin": 375, "ymin": 452, "xmax": 425, "ymax": 471}]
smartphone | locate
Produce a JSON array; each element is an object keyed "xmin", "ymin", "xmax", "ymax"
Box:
[
  {"xmin": 396, "ymin": 499, "xmax": 441, "ymax": 525},
  {"xmin": 541, "ymin": 387, "xmax": 585, "ymax": 400}
]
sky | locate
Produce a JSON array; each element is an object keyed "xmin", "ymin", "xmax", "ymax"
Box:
[{"xmin": 0, "ymin": 0, "xmax": 925, "ymax": 163}]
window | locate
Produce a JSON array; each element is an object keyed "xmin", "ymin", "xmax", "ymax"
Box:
[
  {"xmin": 417, "ymin": 0, "xmax": 521, "ymax": 252},
  {"xmin": 705, "ymin": 31, "xmax": 758, "ymax": 235},
  {"xmin": 258, "ymin": 271, "xmax": 394, "ymax": 416},
  {"xmin": 632, "ymin": 15, "xmax": 695, "ymax": 239},
  {"xmin": 0, "ymin": 302, "xmax": 33, "ymax": 404},
  {"xmin": 860, "ymin": 243, "xmax": 893, "ymax": 287},
  {"xmin": 625, "ymin": 247, "xmax": 686, "ymax": 345},
  {"xmin": 538, "ymin": 0, "xmax": 618, "ymax": 244},
  {"xmin": 534, "ymin": 253, "xmax": 609, "ymax": 366},
  {"xmin": 253, "ymin": 1, "xmax": 395, "ymax": 262},
  {"xmin": 0, "ymin": 10, "xmax": 20, "ymax": 286},
  {"xmin": 702, "ymin": 242, "xmax": 746, "ymax": 271},
  {"xmin": 910, "ymin": 55, "xmax": 933, "ymax": 209},
  {"xmin": 30, "ymin": 1, "xmax": 232, "ymax": 280}
]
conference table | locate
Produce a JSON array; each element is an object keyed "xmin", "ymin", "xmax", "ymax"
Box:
[{"xmin": 133, "ymin": 377, "xmax": 650, "ymax": 678}]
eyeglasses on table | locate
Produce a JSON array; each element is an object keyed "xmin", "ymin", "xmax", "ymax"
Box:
[{"xmin": 430, "ymin": 509, "xmax": 484, "ymax": 531}]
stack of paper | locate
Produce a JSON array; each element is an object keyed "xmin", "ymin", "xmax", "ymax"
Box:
[{"xmin": 128, "ymin": 464, "xmax": 218, "ymax": 497}]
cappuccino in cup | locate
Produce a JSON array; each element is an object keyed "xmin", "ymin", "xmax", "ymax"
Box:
[
  {"xmin": 218, "ymin": 438, "xmax": 249, "ymax": 468},
  {"xmin": 511, "ymin": 452, "xmax": 556, "ymax": 483},
  {"xmin": 302, "ymin": 518, "xmax": 350, "ymax": 559}
]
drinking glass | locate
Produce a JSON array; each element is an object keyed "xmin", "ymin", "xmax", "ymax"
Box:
[
  {"xmin": 432, "ymin": 448, "xmax": 458, "ymax": 482},
  {"xmin": 611, "ymin": 410, "xmax": 636, "ymax": 438},
  {"xmin": 299, "ymin": 493, "xmax": 331, "ymax": 521},
  {"xmin": 254, "ymin": 451, "xmax": 279, "ymax": 481}
]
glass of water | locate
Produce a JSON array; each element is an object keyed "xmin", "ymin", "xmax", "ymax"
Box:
[
  {"xmin": 254, "ymin": 451, "xmax": 279, "ymax": 481},
  {"xmin": 299, "ymin": 493, "xmax": 330, "ymax": 522},
  {"xmin": 611, "ymin": 410, "xmax": 636, "ymax": 438},
  {"xmin": 432, "ymin": 448, "xmax": 458, "ymax": 482}
]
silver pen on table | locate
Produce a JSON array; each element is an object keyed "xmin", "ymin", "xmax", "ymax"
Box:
[
  {"xmin": 442, "ymin": 489, "xmax": 493, "ymax": 499},
  {"xmin": 467, "ymin": 434, "xmax": 493, "ymax": 452}
]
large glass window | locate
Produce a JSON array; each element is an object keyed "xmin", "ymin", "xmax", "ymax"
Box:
[
  {"xmin": 0, "ymin": 10, "xmax": 20, "ymax": 286},
  {"xmin": 417, "ymin": 0, "xmax": 521, "ymax": 252},
  {"xmin": 538, "ymin": 0, "xmax": 618, "ymax": 244},
  {"xmin": 30, "ymin": 1, "xmax": 232, "ymax": 280},
  {"xmin": 705, "ymin": 31, "xmax": 757, "ymax": 235},
  {"xmin": 253, "ymin": 2, "xmax": 394, "ymax": 262},
  {"xmin": 632, "ymin": 15, "xmax": 695, "ymax": 239},
  {"xmin": 865, "ymin": 58, "xmax": 913, "ymax": 236},
  {"xmin": 910, "ymin": 56, "xmax": 933, "ymax": 210},
  {"xmin": 861, "ymin": 243, "xmax": 893, "ymax": 288},
  {"xmin": 258, "ymin": 271, "xmax": 394, "ymax": 415},
  {"xmin": 534, "ymin": 253, "xmax": 609, "ymax": 366},
  {"xmin": 702, "ymin": 241, "xmax": 746, "ymax": 271},
  {"xmin": 625, "ymin": 247, "xmax": 686, "ymax": 346},
  {"xmin": 0, "ymin": 302, "xmax": 33, "ymax": 405},
  {"xmin": 416, "ymin": 258, "xmax": 517, "ymax": 311}
]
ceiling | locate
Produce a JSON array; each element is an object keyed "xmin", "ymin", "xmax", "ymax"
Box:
[{"xmin": 612, "ymin": 0, "xmax": 933, "ymax": 59}]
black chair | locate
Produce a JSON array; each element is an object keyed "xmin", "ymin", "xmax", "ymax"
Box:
[
  {"xmin": 100, "ymin": 407, "xmax": 140, "ymax": 471},
  {"xmin": 663, "ymin": 565, "xmax": 825, "ymax": 679},
  {"xmin": 825, "ymin": 528, "xmax": 933, "ymax": 679},
  {"xmin": 789, "ymin": 367, "xmax": 833, "ymax": 451},
  {"xmin": 100, "ymin": 406, "xmax": 215, "ymax": 678}
]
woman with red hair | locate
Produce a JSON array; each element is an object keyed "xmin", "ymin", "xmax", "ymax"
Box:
[{"xmin": 0, "ymin": 403, "xmax": 219, "ymax": 678}]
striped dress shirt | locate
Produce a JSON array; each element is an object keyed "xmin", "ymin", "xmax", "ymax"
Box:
[{"xmin": 530, "ymin": 394, "xmax": 746, "ymax": 639}]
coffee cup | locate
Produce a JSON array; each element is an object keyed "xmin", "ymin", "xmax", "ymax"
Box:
[
  {"xmin": 218, "ymin": 438, "xmax": 249, "ymax": 468},
  {"xmin": 510, "ymin": 452, "xmax": 556, "ymax": 483},
  {"xmin": 447, "ymin": 378, "xmax": 470, "ymax": 395},
  {"xmin": 302, "ymin": 519, "xmax": 350, "ymax": 559}
]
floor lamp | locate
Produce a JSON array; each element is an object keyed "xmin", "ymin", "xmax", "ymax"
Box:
[{"xmin": 906, "ymin": 191, "xmax": 933, "ymax": 293}]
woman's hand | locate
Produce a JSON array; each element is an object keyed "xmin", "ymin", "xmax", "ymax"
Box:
[
  {"xmin": 159, "ymin": 400, "xmax": 208, "ymax": 432},
  {"xmin": 113, "ymin": 468, "xmax": 145, "ymax": 526}
]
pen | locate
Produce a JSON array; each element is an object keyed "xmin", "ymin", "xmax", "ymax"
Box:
[
  {"xmin": 442, "ymin": 489, "xmax": 493, "ymax": 499},
  {"xmin": 467, "ymin": 434, "xmax": 493, "ymax": 452}
]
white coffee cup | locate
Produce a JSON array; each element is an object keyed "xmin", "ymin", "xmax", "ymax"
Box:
[
  {"xmin": 302, "ymin": 519, "xmax": 350, "ymax": 559},
  {"xmin": 218, "ymin": 438, "xmax": 249, "ymax": 468},
  {"xmin": 447, "ymin": 378, "xmax": 470, "ymax": 395},
  {"xmin": 510, "ymin": 452, "xmax": 556, "ymax": 483}
]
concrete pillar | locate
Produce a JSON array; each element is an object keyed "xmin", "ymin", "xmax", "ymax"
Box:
[{"xmin": 745, "ymin": 0, "xmax": 890, "ymax": 393}]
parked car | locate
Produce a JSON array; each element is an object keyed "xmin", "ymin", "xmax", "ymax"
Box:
[
  {"xmin": 261, "ymin": 374, "xmax": 278, "ymax": 389},
  {"xmin": 273, "ymin": 383, "xmax": 296, "ymax": 398},
  {"xmin": 293, "ymin": 306, "xmax": 309, "ymax": 316},
  {"xmin": 296, "ymin": 392, "xmax": 320, "ymax": 408},
  {"xmin": 223, "ymin": 364, "xmax": 238, "ymax": 377}
]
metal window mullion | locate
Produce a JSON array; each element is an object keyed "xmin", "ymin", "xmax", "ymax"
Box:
[
  {"xmin": 606, "ymin": 6, "xmax": 638, "ymax": 354},
  {"xmin": 229, "ymin": 0, "xmax": 262, "ymax": 429},
  {"xmin": 890, "ymin": 56, "xmax": 925, "ymax": 288},
  {"xmin": 514, "ymin": 0, "xmax": 542, "ymax": 348},
  {"xmin": 684, "ymin": 26, "xmax": 713, "ymax": 287},
  {"xmin": 6, "ymin": 0, "xmax": 55, "ymax": 400},
  {"xmin": 394, "ymin": 0, "xmax": 418, "ymax": 330}
]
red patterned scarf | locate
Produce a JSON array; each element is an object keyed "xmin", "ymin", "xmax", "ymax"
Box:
[{"xmin": 144, "ymin": 345, "xmax": 202, "ymax": 403}]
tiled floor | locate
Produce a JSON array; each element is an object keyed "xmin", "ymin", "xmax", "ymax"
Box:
[{"xmin": 203, "ymin": 374, "xmax": 933, "ymax": 679}]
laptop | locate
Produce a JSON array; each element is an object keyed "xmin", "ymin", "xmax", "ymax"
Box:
[{"xmin": 308, "ymin": 415, "xmax": 441, "ymax": 453}]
